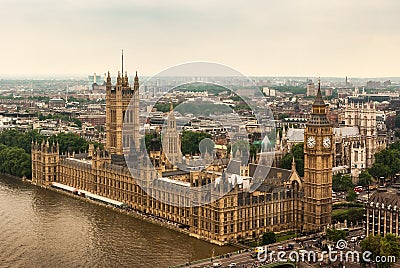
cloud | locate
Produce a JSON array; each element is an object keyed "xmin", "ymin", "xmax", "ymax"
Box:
[{"xmin": 0, "ymin": 0, "xmax": 399, "ymax": 77}]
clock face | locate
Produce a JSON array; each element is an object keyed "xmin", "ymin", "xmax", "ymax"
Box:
[
  {"xmin": 323, "ymin": 137, "xmax": 331, "ymax": 148},
  {"xmin": 307, "ymin": 136, "xmax": 316, "ymax": 148}
]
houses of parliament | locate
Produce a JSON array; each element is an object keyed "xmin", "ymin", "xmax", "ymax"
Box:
[{"xmin": 31, "ymin": 66, "xmax": 334, "ymax": 245}]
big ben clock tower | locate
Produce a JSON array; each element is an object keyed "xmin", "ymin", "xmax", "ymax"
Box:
[{"xmin": 303, "ymin": 80, "xmax": 333, "ymax": 232}]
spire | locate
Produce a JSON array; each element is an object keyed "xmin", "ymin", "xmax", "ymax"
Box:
[
  {"xmin": 314, "ymin": 78, "xmax": 324, "ymax": 104},
  {"xmin": 276, "ymin": 130, "xmax": 281, "ymax": 149},
  {"xmin": 311, "ymin": 77, "xmax": 326, "ymax": 114},
  {"xmin": 121, "ymin": 49, "xmax": 124, "ymax": 75},
  {"xmin": 168, "ymin": 102, "xmax": 176, "ymax": 129},
  {"xmin": 124, "ymin": 71, "xmax": 129, "ymax": 86},
  {"xmin": 291, "ymin": 156, "xmax": 296, "ymax": 171},
  {"xmin": 133, "ymin": 71, "xmax": 139, "ymax": 92},
  {"xmin": 308, "ymin": 76, "xmax": 330, "ymax": 125},
  {"xmin": 117, "ymin": 71, "xmax": 122, "ymax": 85},
  {"xmin": 106, "ymin": 71, "xmax": 111, "ymax": 85}
]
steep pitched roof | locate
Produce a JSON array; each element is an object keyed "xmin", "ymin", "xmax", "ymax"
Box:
[{"xmin": 369, "ymin": 189, "xmax": 400, "ymax": 208}]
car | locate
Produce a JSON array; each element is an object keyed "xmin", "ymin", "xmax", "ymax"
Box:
[
  {"xmin": 369, "ymin": 185, "xmax": 378, "ymax": 190},
  {"xmin": 254, "ymin": 246, "xmax": 265, "ymax": 253},
  {"xmin": 277, "ymin": 246, "xmax": 284, "ymax": 250},
  {"xmin": 212, "ymin": 263, "xmax": 221, "ymax": 267},
  {"xmin": 228, "ymin": 263, "xmax": 237, "ymax": 267},
  {"xmin": 350, "ymin": 237, "xmax": 357, "ymax": 242},
  {"xmin": 354, "ymin": 186, "xmax": 364, "ymax": 193}
]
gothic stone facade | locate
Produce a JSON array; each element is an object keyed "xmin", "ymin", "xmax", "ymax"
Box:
[{"xmin": 32, "ymin": 72, "xmax": 333, "ymax": 244}]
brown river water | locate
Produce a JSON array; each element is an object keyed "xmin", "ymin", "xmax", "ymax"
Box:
[{"xmin": 0, "ymin": 175, "xmax": 236, "ymax": 267}]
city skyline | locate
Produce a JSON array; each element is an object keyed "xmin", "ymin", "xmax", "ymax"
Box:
[{"xmin": 1, "ymin": 0, "xmax": 400, "ymax": 78}]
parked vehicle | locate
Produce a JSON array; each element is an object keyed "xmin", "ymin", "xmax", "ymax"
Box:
[{"xmin": 354, "ymin": 186, "xmax": 364, "ymax": 193}]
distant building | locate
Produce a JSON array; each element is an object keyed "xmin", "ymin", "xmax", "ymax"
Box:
[
  {"xmin": 366, "ymin": 187, "xmax": 400, "ymax": 236},
  {"xmin": 281, "ymin": 98, "xmax": 386, "ymax": 180},
  {"xmin": 366, "ymin": 80, "xmax": 381, "ymax": 89},
  {"xmin": 262, "ymin": 87, "xmax": 276, "ymax": 97},
  {"xmin": 306, "ymin": 82, "xmax": 316, "ymax": 97},
  {"xmin": 88, "ymin": 73, "xmax": 102, "ymax": 85},
  {"xmin": 48, "ymin": 98, "xmax": 65, "ymax": 108},
  {"xmin": 324, "ymin": 87, "xmax": 333, "ymax": 97},
  {"xmin": 384, "ymin": 80, "xmax": 392, "ymax": 87},
  {"xmin": 78, "ymin": 114, "xmax": 106, "ymax": 126}
]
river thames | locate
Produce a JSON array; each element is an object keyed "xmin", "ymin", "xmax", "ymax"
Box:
[{"xmin": 0, "ymin": 175, "xmax": 236, "ymax": 267}]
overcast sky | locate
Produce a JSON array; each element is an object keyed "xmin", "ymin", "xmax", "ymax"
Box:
[{"xmin": 0, "ymin": 0, "xmax": 399, "ymax": 78}]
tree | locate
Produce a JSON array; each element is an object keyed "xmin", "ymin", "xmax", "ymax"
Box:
[
  {"xmin": 280, "ymin": 143, "xmax": 304, "ymax": 176},
  {"xmin": 180, "ymin": 131, "xmax": 212, "ymax": 155},
  {"xmin": 332, "ymin": 174, "xmax": 354, "ymax": 192},
  {"xmin": 0, "ymin": 129, "xmax": 44, "ymax": 154},
  {"xmin": 357, "ymin": 170, "xmax": 373, "ymax": 187},
  {"xmin": 0, "ymin": 145, "xmax": 31, "ymax": 178},
  {"xmin": 332, "ymin": 208, "xmax": 364, "ymax": 225},
  {"xmin": 368, "ymin": 162, "xmax": 391, "ymax": 181},
  {"xmin": 261, "ymin": 231, "xmax": 276, "ymax": 245},
  {"xmin": 369, "ymin": 144, "xmax": 400, "ymax": 181},
  {"xmin": 278, "ymin": 113, "xmax": 290, "ymax": 120},
  {"xmin": 361, "ymin": 234, "xmax": 400, "ymax": 268},
  {"xmin": 360, "ymin": 235, "xmax": 382, "ymax": 265},
  {"xmin": 326, "ymin": 228, "xmax": 347, "ymax": 242},
  {"xmin": 395, "ymin": 114, "xmax": 400, "ymax": 128},
  {"xmin": 49, "ymin": 132, "xmax": 89, "ymax": 154},
  {"xmin": 37, "ymin": 113, "xmax": 83, "ymax": 129},
  {"xmin": 270, "ymin": 86, "xmax": 306, "ymax": 95},
  {"xmin": 346, "ymin": 189, "xmax": 357, "ymax": 202},
  {"xmin": 380, "ymin": 234, "xmax": 400, "ymax": 267},
  {"xmin": 70, "ymin": 118, "xmax": 82, "ymax": 128},
  {"xmin": 390, "ymin": 141, "xmax": 400, "ymax": 151},
  {"xmin": 250, "ymin": 143, "xmax": 261, "ymax": 162}
]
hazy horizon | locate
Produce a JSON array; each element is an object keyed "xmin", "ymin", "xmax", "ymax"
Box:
[
  {"xmin": 1, "ymin": 74, "xmax": 400, "ymax": 81},
  {"xmin": 1, "ymin": 0, "xmax": 400, "ymax": 78}
]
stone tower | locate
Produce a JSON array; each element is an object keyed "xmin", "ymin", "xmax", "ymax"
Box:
[
  {"xmin": 161, "ymin": 103, "xmax": 182, "ymax": 168},
  {"xmin": 105, "ymin": 53, "xmax": 140, "ymax": 155},
  {"xmin": 31, "ymin": 140, "xmax": 59, "ymax": 186},
  {"xmin": 303, "ymin": 80, "xmax": 333, "ymax": 232}
]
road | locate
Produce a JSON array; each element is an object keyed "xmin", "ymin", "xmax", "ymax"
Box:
[{"xmin": 182, "ymin": 227, "xmax": 366, "ymax": 268}]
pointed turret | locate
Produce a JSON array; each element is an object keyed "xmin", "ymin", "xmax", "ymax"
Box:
[
  {"xmin": 117, "ymin": 71, "xmax": 122, "ymax": 85},
  {"xmin": 292, "ymin": 156, "xmax": 296, "ymax": 171},
  {"xmin": 133, "ymin": 71, "xmax": 139, "ymax": 92},
  {"xmin": 106, "ymin": 71, "xmax": 111, "ymax": 85},
  {"xmin": 308, "ymin": 78, "xmax": 330, "ymax": 125},
  {"xmin": 124, "ymin": 71, "xmax": 129, "ymax": 86},
  {"xmin": 167, "ymin": 102, "xmax": 176, "ymax": 130},
  {"xmin": 276, "ymin": 130, "xmax": 281, "ymax": 150},
  {"xmin": 312, "ymin": 78, "xmax": 325, "ymax": 108}
]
